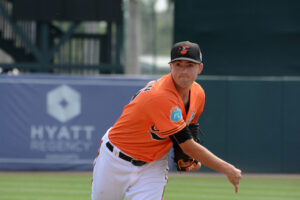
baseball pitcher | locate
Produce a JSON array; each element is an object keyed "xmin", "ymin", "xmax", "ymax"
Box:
[{"xmin": 91, "ymin": 41, "xmax": 242, "ymax": 200}]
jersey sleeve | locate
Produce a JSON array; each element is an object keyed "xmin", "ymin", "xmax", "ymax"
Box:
[{"xmin": 144, "ymin": 95, "xmax": 186, "ymax": 138}]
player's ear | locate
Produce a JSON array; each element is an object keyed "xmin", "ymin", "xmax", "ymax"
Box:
[
  {"xmin": 198, "ymin": 63, "xmax": 203, "ymax": 74},
  {"xmin": 169, "ymin": 63, "xmax": 173, "ymax": 71}
]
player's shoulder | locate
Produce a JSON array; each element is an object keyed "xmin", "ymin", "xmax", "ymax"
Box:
[
  {"xmin": 134, "ymin": 76, "xmax": 177, "ymax": 105},
  {"xmin": 146, "ymin": 77, "xmax": 178, "ymax": 104},
  {"xmin": 192, "ymin": 81, "xmax": 205, "ymax": 97},
  {"xmin": 147, "ymin": 83, "xmax": 177, "ymax": 102},
  {"xmin": 153, "ymin": 75, "xmax": 178, "ymax": 97}
]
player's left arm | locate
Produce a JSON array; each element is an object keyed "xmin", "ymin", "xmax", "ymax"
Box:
[
  {"xmin": 172, "ymin": 85, "xmax": 206, "ymax": 171},
  {"xmin": 170, "ymin": 99, "xmax": 205, "ymax": 172},
  {"xmin": 170, "ymin": 125, "xmax": 202, "ymax": 172}
]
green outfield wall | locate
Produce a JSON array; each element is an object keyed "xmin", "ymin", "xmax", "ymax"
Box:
[
  {"xmin": 196, "ymin": 77, "xmax": 300, "ymax": 173},
  {"xmin": 1, "ymin": 74, "xmax": 299, "ymax": 173}
]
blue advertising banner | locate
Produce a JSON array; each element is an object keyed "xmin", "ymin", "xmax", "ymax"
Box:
[
  {"xmin": 0, "ymin": 74, "xmax": 157, "ymax": 170},
  {"xmin": 2, "ymin": 74, "xmax": 300, "ymax": 172}
]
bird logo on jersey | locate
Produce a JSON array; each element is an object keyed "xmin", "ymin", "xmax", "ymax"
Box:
[
  {"xmin": 149, "ymin": 125, "xmax": 166, "ymax": 141},
  {"xmin": 178, "ymin": 45, "xmax": 190, "ymax": 55}
]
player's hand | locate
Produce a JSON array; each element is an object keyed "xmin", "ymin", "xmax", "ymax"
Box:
[{"xmin": 226, "ymin": 166, "xmax": 242, "ymax": 193}]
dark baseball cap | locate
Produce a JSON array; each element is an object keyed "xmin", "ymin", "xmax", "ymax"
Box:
[{"xmin": 169, "ymin": 41, "xmax": 202, "ymax": 64}]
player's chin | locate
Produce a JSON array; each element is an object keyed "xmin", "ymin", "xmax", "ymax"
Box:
[
  {"xmin": 177, "ymin": 79, "xmax": 192, "ymax": 88},
  {"xmin": 177, "ymin": 77, "xmax": 191, "ymax": 87}
]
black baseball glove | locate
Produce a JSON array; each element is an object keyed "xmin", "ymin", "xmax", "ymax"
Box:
[{"xmin": 173, "ymin": 123, "xmax": 204, "ymax": 172}]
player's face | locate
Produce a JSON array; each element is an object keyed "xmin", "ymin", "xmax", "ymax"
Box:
[{"xmin": 170, "ymin": 60, "xmax": 203, "ymax": 89}]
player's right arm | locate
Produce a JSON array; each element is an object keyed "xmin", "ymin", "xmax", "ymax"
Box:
[{"xmin": 179, "ymin": 139, "xmax": 242, "ymax": 193}]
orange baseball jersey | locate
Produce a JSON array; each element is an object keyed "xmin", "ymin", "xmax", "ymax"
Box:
[{"xmin": 108, "ymin": 73, "xmax": 205, "ymax": 162}]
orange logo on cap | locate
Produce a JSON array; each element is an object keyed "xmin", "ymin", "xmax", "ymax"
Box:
[{"xmin": 179, "ymin": 45, "xmax": 190, "ymax": 55}]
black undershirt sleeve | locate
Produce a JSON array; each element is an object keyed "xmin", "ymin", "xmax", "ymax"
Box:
[{"xmin": 169, "ymin": 125, "xmax": 193, "ymax": 144}]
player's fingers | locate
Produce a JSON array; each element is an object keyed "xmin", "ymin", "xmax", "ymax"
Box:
[
  {"xmin": 235, "ymin": 185, "xmax": 238, "ymax": 193},
  {"xmin": 192, "ymin": 162, "xmax": 201, "ymax": 171},
  {"xmin": 180, "ymin": 161, "xmax": 193, "ymax": 167}
]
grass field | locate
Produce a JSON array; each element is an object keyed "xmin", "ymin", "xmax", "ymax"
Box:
[{"xmin": 0, "ymin": 172, "xmax": 299, "ymax": 200}]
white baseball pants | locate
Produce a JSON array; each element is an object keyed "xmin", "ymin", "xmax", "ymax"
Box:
[{"xmin": 91, "ymin": 131, "xmax": 169, "ymax": 200}]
